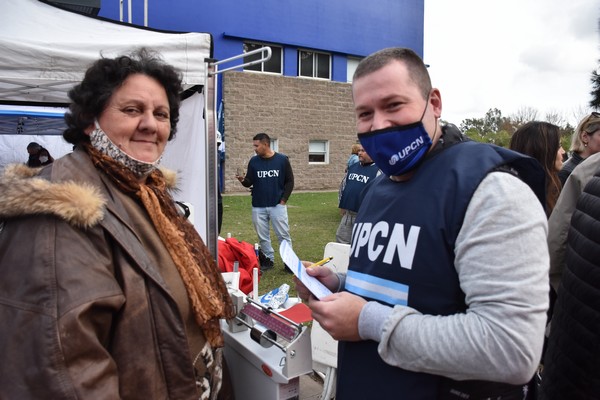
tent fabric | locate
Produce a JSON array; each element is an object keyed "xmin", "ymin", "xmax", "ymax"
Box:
[
  {"xmin": 0, "ymin": 134, "xmax": 73, "ymax": 170},
  {"xmin": 0, "ymin": 0, "xmax": 212, "ymax": 104},
  {"xmin": 0, "ymin": 0, "xmax": 216, "ymax": 245},
  {"xmin": 0, "ymin": 93, "xmax": 209, "ymax": 241},
  {"xmin": 0, "ymin": 93, "xmax": 209, "ymax": 210},
  {"xmin": 0, "ymin": 105, "xmax": 67, "ymax": 136},
  {"xmin": 161, "ymin": 91, "xmax": 208, "ymax": 234}
]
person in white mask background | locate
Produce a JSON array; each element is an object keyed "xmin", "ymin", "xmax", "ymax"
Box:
[
  {"xmin": 0, "ymin": 49, "xmax": 234, "ymax": 399},
  {"xmin": 26, "ymin": 141, "xmax": 54, "ymax": 167},
  {"xmin": 295, "ymin": 47, "xmax": 549, "ymax": 400}
]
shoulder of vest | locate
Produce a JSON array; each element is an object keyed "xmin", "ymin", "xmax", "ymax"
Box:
[{"xmin": 445, "ymin": 141, "xmax": 546, "ymax": 207}]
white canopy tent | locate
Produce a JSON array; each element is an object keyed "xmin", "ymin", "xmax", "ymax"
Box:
[
  {"xmin": 0, "ymin": 0, "xmax": 212, "ymax": 103},
  {"xmin": 0, "ymin": 0, "xmax": 220, "ymax": 251}
]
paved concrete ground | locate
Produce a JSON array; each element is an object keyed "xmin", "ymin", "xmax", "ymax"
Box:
[{"xmin": 299, "ymin": 372, "xmax": 325, "ymax": 400}]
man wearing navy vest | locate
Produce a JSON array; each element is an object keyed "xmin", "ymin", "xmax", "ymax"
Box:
[
  {"xmin": 336, "ymin": 145, "xmax": 379, "ymax": 244},
  {"xmin": 237, "ymin": 133, "xmax": 294, "ymax": 272},
  {"xmin": 296, "ymin": 48, "xmax": 549, "ymax": 399}
]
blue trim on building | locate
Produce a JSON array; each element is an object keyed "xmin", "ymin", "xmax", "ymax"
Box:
[
  {"xmin": 98, "ymin": 0, "xmax": 424, "ymax": 72},
  {"xmin": 97, "ymin": 0, "xmax": 424, "ymax": 107}
]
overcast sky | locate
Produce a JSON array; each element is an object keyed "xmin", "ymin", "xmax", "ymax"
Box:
[{"xmin": 424, "ymin": 0, "xmax": 599, "ymax": 127}]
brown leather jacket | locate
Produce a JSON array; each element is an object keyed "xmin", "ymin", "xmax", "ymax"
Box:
[{"xmin": 0, "ymin": 149, "xmax": 216, "ymax": 399}]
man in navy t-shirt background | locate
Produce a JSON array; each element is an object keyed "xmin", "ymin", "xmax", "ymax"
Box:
[
  {"xmin": 236, "ymin": 133, "xmax": 294, "ymax": 272},
  {"xmin": 336, "ymin": 144, "xmax": 379, "ymax": 244}
]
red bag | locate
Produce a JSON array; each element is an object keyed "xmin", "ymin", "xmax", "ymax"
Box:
[{"xmin": 217, "ymin": 238, "xmax": 260, "ymax": 294}]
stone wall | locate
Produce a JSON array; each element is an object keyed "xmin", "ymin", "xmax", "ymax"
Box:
[{"xmin": 221, "ymin": 71, "xmax": 357, "ymax": 193}]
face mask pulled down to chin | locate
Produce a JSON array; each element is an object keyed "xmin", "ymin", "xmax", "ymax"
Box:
[{"xmin": 90, "ymin": 119, "xmax": 161, "ymax": 178}]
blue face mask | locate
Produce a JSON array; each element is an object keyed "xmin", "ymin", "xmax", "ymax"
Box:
[{"xmin": 358, "ymin": 105, "xmax": 433, "ymax": 177}]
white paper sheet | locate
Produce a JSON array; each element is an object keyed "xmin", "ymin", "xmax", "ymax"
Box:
[{"xmin": 280, "ymin": 240, "xmax": 332, "ymax": 300}]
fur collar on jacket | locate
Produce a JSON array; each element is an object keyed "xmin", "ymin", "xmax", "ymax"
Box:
[{"xmin": 0, "ymin": 162, "xmax": 178, "ymax": 229}]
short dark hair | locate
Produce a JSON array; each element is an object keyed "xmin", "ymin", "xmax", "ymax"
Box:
[
  {"xmin": 27, "ymin": 142, "xmax": 42, "ymax": 152},
  {"xmin": 353, "ymin": 47, "xmax": 432, "ymax": 100},
  {"xmin": 253, "ymin": 132, "xmax": 271, "ymax": 146},
  {"xmin": 63, "ymin": 48, "xmax": 183, "ymax": 146}
]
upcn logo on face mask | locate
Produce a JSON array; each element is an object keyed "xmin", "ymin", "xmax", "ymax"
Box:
[{"xmin": 389, "ymin": 136, "xmax": 424, "ymax": 165}]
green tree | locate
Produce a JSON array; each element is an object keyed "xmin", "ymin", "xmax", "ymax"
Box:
[
  {"xmin": 559, "ymin": 123, "xmax": 574, "ymax": 152},
  {"xmin": 460, "ymin": 108, "xmax": 505, "ymax": 138},
  {"xmin": 460, "ymin": 118, "xmax": 485, "ymax": 137},
  {"xmin": 591, "ymin": 62, "xmax": 600, "ymax": 109},
  {"xmin": 482, "ymin": 108, "xmax": 504, "ymax": 133},
  {"xmin": 459, "ymin": 107, "xmax": 577, "ymax": 150},
  {"xmin": 464, "ymin": 129, "xmax": 511, "ymax": 147},
  {"xmin": 463, "ymin": 128, "xmax": 485, "ymax": 143}
]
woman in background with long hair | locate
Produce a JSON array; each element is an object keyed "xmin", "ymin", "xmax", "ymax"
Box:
[{"xmin": 510, "ymin": 121, "xmax": 565, "ymax": 217}]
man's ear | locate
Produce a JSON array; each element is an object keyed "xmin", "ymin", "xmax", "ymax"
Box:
[{"xmin": 429, "ymin": 88, "xmax": 442, "ymax": 118}]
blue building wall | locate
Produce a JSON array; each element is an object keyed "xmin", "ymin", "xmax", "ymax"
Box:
[
  {"xmin": 98, "ymin": 0, "xmax": 425, "ymax": 79},
  {"xmin": 97, "ymin": 0, "xmax": 424, "ymax": 193}
]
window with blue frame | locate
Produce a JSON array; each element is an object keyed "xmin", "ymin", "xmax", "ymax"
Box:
[
  {"xmin": 298, "ymin": 50, "xmax": 331, "ymax": 80},
  {"xmin": 243, "ymin": 42, "xmax": 283, "ymax": 74}
]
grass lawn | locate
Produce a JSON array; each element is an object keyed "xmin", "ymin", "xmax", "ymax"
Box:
[{"xmin": 220, "ymin": 191, "xmax": 340, "ymax": 296}]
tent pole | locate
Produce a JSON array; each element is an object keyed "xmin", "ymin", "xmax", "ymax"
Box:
[
  {"xmin": 119, "ymin": 0, "xmax": 123, "ymax": 22},
  {"xmin": 127, "ymin": 0, "xmax": 132, "ymax": 23},
  {"xmin": 144, "ymin": 0, "xmax": 148, "ymax": 26},
  {"xmin": 204, "ymin": 62, "xmax": 219, "ymax": 257}
]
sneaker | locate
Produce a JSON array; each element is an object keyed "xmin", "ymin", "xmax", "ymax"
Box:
[{"xmin": 260, "ymin": 258, "xmax": 274, "ymax": 272}]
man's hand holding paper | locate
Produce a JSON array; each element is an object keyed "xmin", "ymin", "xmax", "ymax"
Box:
[
  {"xmin": 283, "ymin": 240, "xmax": 367, "ymax": 341},
  {"xmin": 279, "ymin": 240, "xmax": 333, "ymax": 299}
]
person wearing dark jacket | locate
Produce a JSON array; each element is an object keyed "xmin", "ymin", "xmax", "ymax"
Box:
[
  {"xmin": 295, "ymin": 47, "xmax": 549, "ymax": 400},
  {"xmin": 0, "ymin": 49, "xmax": 233, "ymax": 399},
  {"xmin": 539, "ymin": 165, "xmax": 600, "ymax": 400},
  {"xmin": 26, "ymin": 141, "xmax": 54, "ymax": 167},
  {"xmin": 336, "ymin": 144, "xmax": 379, "ymax": 244}
]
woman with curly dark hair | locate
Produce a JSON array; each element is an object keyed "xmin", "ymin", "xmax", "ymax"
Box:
[
  {"xmin": 510, "ymin": 121, "xmax": 565, "ymax": 216},
  {"xmin": 0, "ymin": 49, "xmax": 234, "ymax": 399}
]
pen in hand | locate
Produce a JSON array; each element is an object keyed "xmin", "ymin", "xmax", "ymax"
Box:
[{"xmin": 308, "ymin": 256, "xmax": 333, "ymax": 268}]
